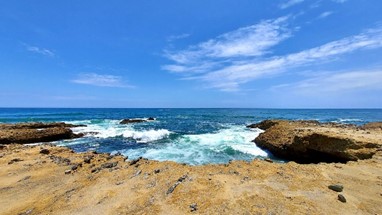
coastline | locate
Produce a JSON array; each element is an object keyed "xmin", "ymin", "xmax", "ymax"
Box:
[{"xmin": 0, "ymin": 120, "xmax": 382, "ymax": 214}]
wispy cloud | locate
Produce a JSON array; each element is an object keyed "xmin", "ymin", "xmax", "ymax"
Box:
[
  {"xmin": 279, "ymin": 0, "xmax": 305, "ymax": 9},
  {"xmin": 25, "ymin": 44, "xmax": 55, "ymax": 57},
  {"xmin": 71, "ymin": 73, "xmax": 134, "ymax": 88},
  {"xmin": 163, "ymin": 16, "xmax": 292, "ymax": 74},
  {"xmin": 167, "ymin": 33, "xmax": 190, "ymax": 42},
  {"xmin": 163, "ymin": 19, "xmax": 382, "ymax": 91},
  {"xmin": 318, "ymin": 11, "xmax": 333, "ymax": 19},
  {"xmin": 274, "ymin": 69, "xmax": 382, "ymax": 94}
]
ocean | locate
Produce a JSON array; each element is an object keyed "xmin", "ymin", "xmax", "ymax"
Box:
[{"xmin": 1, "ymin": 108, "xmax": 382, "ymax": 165}]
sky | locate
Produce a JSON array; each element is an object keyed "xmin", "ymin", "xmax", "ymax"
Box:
[{"xmin": 1, "ymin": 0, "xmax": 382, "ymax": 108}]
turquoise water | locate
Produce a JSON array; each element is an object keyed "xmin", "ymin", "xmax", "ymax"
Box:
[{"xmin": 1, "ymin": 108, "xmax": 381, "ymax": 165}]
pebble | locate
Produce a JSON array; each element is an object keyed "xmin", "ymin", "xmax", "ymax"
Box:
[
  {"xmin": 328, "ymin": 184, "xmax": 344, "ymax": 192},
  {"xmin": 8, "ymin": 158, "xmax": 23, "ymax": 164},
  {"xmin": 154, "ymin": 169, "xmax": 160, "ymax": 174},
  {"xmin": 65, "ymin": 170, "xmax": 72, "ymax": 174},
  {"xmin": 101, "ymin": 162, "xmax": 118, "ymax": 169},
  {"xmin": 338, "ymin": 194, "xmax": 346, "ymax": 203},
  {"xmin": 190, "ymin": 203, "xmax": 198, "ymax": 212},
  {"xmin": 129, "ymin": 157, "xmax": 142, "ymax": 166},
  {"xmin": 264, "ymin": 158, "xmax": 273, "ymax": 163},
  {"xmin": 39, "ymin": 148, "xmax": 50, "ymax": 155}
]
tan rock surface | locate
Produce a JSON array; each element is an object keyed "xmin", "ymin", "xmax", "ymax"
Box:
[
  {"xmin": 252, "ymin": 120, "xmax": 382, "ymax": 163},
  {"xmin": 0, "ymin": 122, "xmax": 84, "ymax": 144},
  {"xmin": 1, "ymin": 144, "xmax": 382, "ymax": 214}
]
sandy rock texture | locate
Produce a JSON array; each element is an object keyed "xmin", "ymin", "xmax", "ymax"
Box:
[
  {"xmin": 0, "ymin": 122, "xmax": 84, "ymax": 144},
  {"xmin": 0, "ymin": 144, "xmax": 382, "ymax": 214},
  {"xmin": 250, "ymin": 120, "xmax": 382, "ymax": 163},
  {"xmin": 0, "ymin": 120, "xmax": 381, "ymax": 214}
]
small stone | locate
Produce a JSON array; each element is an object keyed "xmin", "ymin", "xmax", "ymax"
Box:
[
  {"xmin": 154, "ymin": 169, "xmax": 160, "ymax": 174},
  {"xmin": 71, "ymin": 164, "xmax": 81, "ymax": 171},
  {"xmin": 129, "ymin": 157, "xmax": 142, "ymax": 166},
  {"xmin": 65, "ymin": 170, "xmax": 72, "ymax": 174},
  {"xmin": 328, "ymin": 184, "xmax": 344, "ymax": 192},
  {"xmin": 91, "ymin": 168, "xmax": 101, "ymax": 173},
  {"xmin": 101, "ymin": 162, "xmax": 118, "ymax": 169},
  {"xmin": 84, "ymin": 157, "xmax": 91, "ymax": 164},
  {"xmin": 190, "ymin": 203, "xmax": 198, "ymax": 212},
  {"xmin": 39, "ymin": 148, "xmax": 50, "ymax": 154},
  {"xmin": 8, "ymin": 158, "xmax": 23, "ymax": 164},
  {"xmin": 338, "ymin": 194, "xmax": 346, "ymax": 203},
  {"xmin": 134, "ymin": 170, "xmax": 142, "ymax": 176},
  {"xmin": 0, "ymin": 144, "xmax": 6, "ymax": 150},
  {"xmin": 264, "ymin": 158, "xmax": 273, "ymax": 163},
  {"xmin": 18, "ymin": 208, "xmax": 33, "ymax": 215}
]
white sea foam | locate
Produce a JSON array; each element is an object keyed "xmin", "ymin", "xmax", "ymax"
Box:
[
  {"xmin": 122, "ymin": 129, "xmax": 171, "ymax": 143},
  {"xmin": 70, "ymin": 119, "xmax": 170, "ymax": 143},
  {"xmin": 121, "ymin": 125, "xmax": 267, "ymax": 165}
]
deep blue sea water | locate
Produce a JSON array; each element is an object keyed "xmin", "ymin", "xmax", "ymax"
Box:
[{"xmin": 1, "ymin": 108, "xmax": 382, "ymax": 165}]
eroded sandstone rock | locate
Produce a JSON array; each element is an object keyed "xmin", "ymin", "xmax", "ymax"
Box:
[{"xmin": 251, "ymin": 120, "xmax": 382, "ymax": 163}]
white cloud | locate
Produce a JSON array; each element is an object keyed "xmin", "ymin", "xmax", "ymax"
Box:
[
  {"xmin": 318, "ymin": 11, "xmax": 333, "ymax": 19},
  {"xmin": 164, "ymin": 16, "xmax": 292, "ymax": 74},
  {"xmin": 25, "ymin": 45, "xmax": 55, "ymax": 57},
  {"xmin": 163, "ymin": 20, "xmax": 382, "ymax": 92},
  {"xmin": 279, "ymin": 0, "xmax": 305, "ymax": 9},
  {"xmin": 275, "ymin": 70, "xmax": 382, "ymax": 94},
  {"xmin": 71, "ymin": 73, "xmax": 134, "ymax": 88}
]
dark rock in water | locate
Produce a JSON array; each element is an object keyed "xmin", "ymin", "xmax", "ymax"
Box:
[
  {"xmin": 338, "ymin": 194, "xmax": 346, "ymax": 203},
  {"xmin": 101, "ymin": 162, "xmax": 118, "ymax": 169},
  {"xmin": 39, "ymin": 148, "xmax": 50, "ymax": 155},
  {"xmin": 328, "ymin": 184, "xmax": 344, "ymax": 192},
  {"xmin": 8, "ymin": 158, "xmax": 23, "ymax": 164},
  {"xmin": 120, "ymin": 117, "xmax": 156, "ymax": 124},
  {"xmin": 190, "ymin": 203, "xmax": 198, "ymax": 212},
  {"xmin": 130, "ymin": 157, "xmax": 142, "ymax": 166},
  {"xmin": 120, "ymin": 119, "xmax": 147, "ymax": 124},
  {"xmin": 247, "ymin": 120, "xmax": 283, "ymax": 130}
]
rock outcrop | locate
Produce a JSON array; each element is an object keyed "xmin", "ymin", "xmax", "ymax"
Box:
[
  {"xmin": 0, "ymin": 122, "xmax": 84, "ymax": 144},
  {"xmin": 120, "ymin": 118, "xmax": 155, "ymax": 124},
  {"xmin": 249, "ymin": 120, "xmax": 382, "ymax": 163}
]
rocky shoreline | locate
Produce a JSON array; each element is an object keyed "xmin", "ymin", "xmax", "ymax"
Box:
[{"xmin": 0, "ymin": 120, "xmax": 382, "ymax": 214}]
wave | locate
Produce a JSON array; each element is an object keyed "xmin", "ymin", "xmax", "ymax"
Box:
[
  {"xmin": 70, "ymin": 120, "xmax": 170, "ymax": 143},
  {"xmin": 120, "ymin": 126, "xmax": 267, "ymax": 165}
]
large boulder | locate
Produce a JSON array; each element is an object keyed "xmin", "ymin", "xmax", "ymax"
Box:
[
  {"xmin": 0, "ymin": 122, "xmax": 84, "ymax": 144},
  {"xmin": 251, "ymin": 120, "xmax": 382, "ymax": 163}
]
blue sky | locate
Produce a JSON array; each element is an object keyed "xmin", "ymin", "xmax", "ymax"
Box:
[{"xmin": 1, "ymin": 0, "xmax": 382, "ymax": 108}]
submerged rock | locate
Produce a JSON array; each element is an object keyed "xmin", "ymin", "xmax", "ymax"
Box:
[
  {"xmin": 120, "ymin": 118, "xmax": 155, "ymax": 124},
  {"xmin": 252, "ymin": 120, "xmax": 382, "ymax": 163}
]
